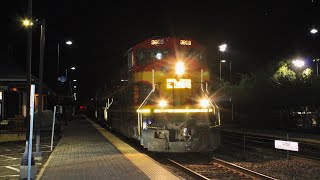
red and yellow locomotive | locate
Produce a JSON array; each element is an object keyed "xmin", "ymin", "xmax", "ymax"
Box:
[{"xmin": 101, "ymin": 37, "xmax": 220, "ymax": 152}]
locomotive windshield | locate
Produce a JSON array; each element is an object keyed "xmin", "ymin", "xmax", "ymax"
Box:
[
  {"xmin": 176, "ymin": 48, "xmax": 205, "ymax": 65},
  {"xmin": 136, "ymin": 49, "xmax": 171, "ymax": 66},
  {"xmin": 136, "ymin": 48, "xmax": 204, "ymax": 67}
]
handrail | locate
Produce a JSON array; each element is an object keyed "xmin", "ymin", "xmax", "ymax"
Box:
[
  {"xmin": 137, "ymin": 69, "xmax": 155, "ymax": 137},
  {"xmin": 104, "ymin": 98, "xmax": 113, "ymax": 120},
  {"xmin": 200, "ymin": 69, "xmax": 220, "ymax": 127},
  {"xmin": 201, "ymin": 69, "xmax": 204, "ymax": 92},
  {"xmin": 106, "ymin": 98, "xmax": 113, "ymax": 109}
]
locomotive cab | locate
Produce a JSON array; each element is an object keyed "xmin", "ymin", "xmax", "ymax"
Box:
[{"xmin": 103, "ymin": 37, "xmax": 221, "ymax": 152}]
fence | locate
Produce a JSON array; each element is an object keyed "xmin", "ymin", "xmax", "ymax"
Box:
[{"xmin": 0, "ymin": 118, "xmax": 25, "ymax": 134}]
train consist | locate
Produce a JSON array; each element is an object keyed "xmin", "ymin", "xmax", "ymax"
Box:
[{"xmin": 94, "ymin": 37, "xmax": 221, "ymax": 152}]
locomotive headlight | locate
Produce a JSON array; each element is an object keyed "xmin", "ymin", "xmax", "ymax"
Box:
[
  {"xmin": 159, "ymin": 100, "xmax": 167, "ymax": 107},
  {"xmin": 200, "ymin": 99, "xmax": 209, "ymax": 108},
  {"xmin": 176, "ymin": 61, "xmax": 185, "ymax": 75}
]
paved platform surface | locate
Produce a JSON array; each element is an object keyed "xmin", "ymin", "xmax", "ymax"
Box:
[
  {"xmin": 0, "ymin": 132, "xmax": 60, "ymax": 180},
  {"xmin": 38, "ymin": 115, "xmax": 180, "ymax": 180}
]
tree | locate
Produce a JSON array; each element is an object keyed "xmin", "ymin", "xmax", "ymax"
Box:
[{"xmin": 273, "ymin": 61, "xmax": 296, "ymax": 86}]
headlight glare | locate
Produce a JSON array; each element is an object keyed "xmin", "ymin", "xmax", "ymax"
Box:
[
  {"xmin": 176, "ymin": 61, "xmax": 185, "ymax": 75},
  {"xmin": 200, "ymin": 99, "xmax": 209, "ymax": 108},
  {"xmin": 159, "ymin": 100, "xmax": 167, "ymax": 107}
]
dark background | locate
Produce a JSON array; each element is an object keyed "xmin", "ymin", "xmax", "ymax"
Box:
[{"xmin": 1, "ymin": 0, "xmax": 320, "ymax": 103}]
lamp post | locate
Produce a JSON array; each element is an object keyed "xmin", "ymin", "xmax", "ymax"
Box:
[
  {"xmin": 218, "ymin": 44, "xmax": 227, "ymax": 80},
  {"xmin": 310, "ymin": 28, "xmax": 319, "ymax": 77},
  {"xmin": 66, "ymin": 66, "xmax": 76, "ymax": 80},
  {"xmin": 229, "ymin": 61, "xmax": 232, "ymax": 83},
  {"xmin": 220, "ymin": 60, "xmax": 225, "ymax": 80},
  {"xmin": 220, "ymin": 60, "xmax": 232, "ymax": 82},
  {"xmin": 57, "ymin": 40, "xmax": 73, "ymax": 81},
  {"xmin": 313, "ymin": 58, "xmax": 319, "ymax": 77},
  {"xmin": 20, "ymin": 0, "xmax": 36, "ymax": 178},
  {"xmin": 33, "ymin": 19, "xmax": 46, "ymax": 160}
]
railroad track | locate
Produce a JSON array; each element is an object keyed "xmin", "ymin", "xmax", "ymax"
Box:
[
  {"xmin": 221, "ymin": 130, "xmax": 320, "ymax": 160},
  {"xmin": 167, "ymin": 157, "xmax": 277, "ymax": 180}
]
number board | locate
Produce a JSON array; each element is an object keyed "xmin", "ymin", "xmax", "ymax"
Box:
[
  {"xmin": 180, "ymin": 40, "xmax": 191, "ymax": 45},
  {"xmin": 151, "ymin": 39, "xmax": 164, "ymax": 45},
  {"xmin": 167, "ymin": 79, "xmax": 191, "ymax": 89}
]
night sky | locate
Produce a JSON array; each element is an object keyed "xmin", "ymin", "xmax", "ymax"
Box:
[{"xmin": 1, "ymin": 0, "xmax": 320, "ymax": 102}]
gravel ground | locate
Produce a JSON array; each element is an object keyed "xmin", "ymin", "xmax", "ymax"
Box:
[{"xmin": 215, "ymin": 146, "xmax": 320, "ymax": 180}]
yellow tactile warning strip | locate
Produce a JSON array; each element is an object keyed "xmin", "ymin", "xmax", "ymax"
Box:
[{"xmin": 89, "ymin": 120, "xmax": 181, "ymax": 180}]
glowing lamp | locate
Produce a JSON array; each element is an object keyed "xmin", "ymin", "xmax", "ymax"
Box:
[
  {"xmin": 159, "ymin": 100, "xmax": 167, "ymax": 107},
  {"xmin": 176, "ymin": 61, "xmax": 185, "ymax": 75},
  {"xmin": 22, "ymin": 19, "xmax": 33, "ymax": 27},
  {"xmin": 200, "ymin": 99, "xmax": 209, "ymax": 108},
  {"xmin": 292, "ymin": 59, "xmax": 305, "ymax": 68},
  {"xmin": 66, "ymin": 41, "xmax": 73, "ymax": 45},
  {"xmin": 219, "ymin": 44, "xmax": 227, "ymax": 52},
  {"xmin": 311, "ymin": 28, "xmax": 318, "ymax": 34}
]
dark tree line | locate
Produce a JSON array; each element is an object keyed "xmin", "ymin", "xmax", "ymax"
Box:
[{"xmin": 213, "ymin": 60, "xmax": 320, "ymax": 129}]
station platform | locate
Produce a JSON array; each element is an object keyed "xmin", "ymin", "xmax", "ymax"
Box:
[{"xmin": 37, "ymin": 115, "xmax": 180, "ymax": 180}]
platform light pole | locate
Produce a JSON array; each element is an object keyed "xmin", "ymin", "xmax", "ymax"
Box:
[
  {"xmin": 57, "ymin": 40, "xmax": 73, "ymax": 81},
  {"xmin": 314, "ymin": 58, "xmax": 319, "ymax": 77},
  {"xmin": 220, "ymin": 59, "xmax": 225, "ymax": 80},
  {"xmin": 218, "ymin": 44, "xmax": 227, "ymax": 80},
  {"xmin": 20, "ymin": 0, "xmax": 36, "ymax": 179},
  {"xmin": 34, "ymin": 19, "xmax": 46, "ymax": 160}
]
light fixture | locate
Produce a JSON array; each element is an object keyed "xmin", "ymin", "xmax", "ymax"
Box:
[
  {"xmin": 22, "ymin": 19, "xmax": 33, "ymax": 27},
  {"xmin": 219, "ymin": 44, "xmax": 227, "ymax": 52},
  {"xmin": 66, "ymin": 40, "xmax": 73, "ymax": 45},
  {"xmin": 311, "ymin": 28, "xmax": 318, "ymax": 34},
  {"xmin": 175, "ymin": 61, "xmax": 185, "ymax": 75},
  {"xmin": 292, "ymin": 59, "xmax": 305, "ymax": 68},
  {"xmin": 159, "ymin": 100, "xmax": 167, "ymax": 107},
  {"xmin": 200, "ymin": 99, "xmax": 209, "ymax": 108}
]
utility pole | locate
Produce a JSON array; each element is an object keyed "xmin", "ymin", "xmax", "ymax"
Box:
[
  {"xmin": 35, "ymin": 19, "xmax": 46, "ymax": 160},
  {"xmin": 229, "ymin": 61, "xmax": 232, "ymax": 83},
  {"xmin": 57, "ymin": 43, "xmax": 60, "ymax": 80},
  {"xmin": 20, "ymin": 0, "xmax": 36, "ymax": 179}
]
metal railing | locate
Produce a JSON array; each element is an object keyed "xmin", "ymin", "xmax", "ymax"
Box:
[{"xmin": 0, "ymin": 118, "xmax": 25, "ymax": 134}]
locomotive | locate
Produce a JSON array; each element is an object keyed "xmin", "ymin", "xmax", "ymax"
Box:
[{"xmin": 96, "ymin": 37, "xmax": 221, "ymax": 152}]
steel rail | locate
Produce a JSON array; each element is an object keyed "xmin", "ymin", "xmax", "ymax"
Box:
[
  {"xmin": 167, "ymin": 158, "xmax": 210, "ymax": 180},
  {"xmin": 212, "ymin": 157, "xmax": 278, "ymax": 180}
]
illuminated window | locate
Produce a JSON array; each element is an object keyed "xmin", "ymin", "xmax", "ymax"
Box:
[
  {"xmin": 136, "ymin": 49, "xmax": 170, "ymax": 66},
  {"xmin": 0, "ymin": 92, "xmax": 2, "ymax": 100}
]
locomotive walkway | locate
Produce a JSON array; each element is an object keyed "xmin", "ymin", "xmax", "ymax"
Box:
[{"xmin": 37, "ymin": 115, "xmax": 180, "ymax": 180}]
